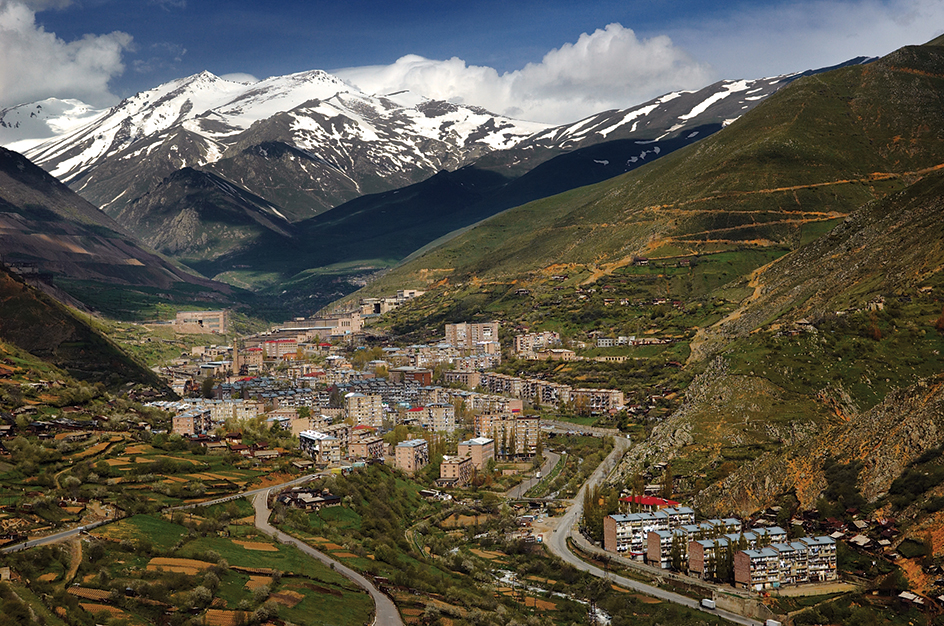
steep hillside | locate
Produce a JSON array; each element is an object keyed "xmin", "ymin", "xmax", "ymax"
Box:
[
  {"xmin": 113, "ymin": 167, "xmax": 296, "ymax": 264},
  {"xmin": 0, "ymin": 265, "xmax": 166, "ymax": 389},
  {"xmin": 0, "ymin": 147, "xmax": 240, "ymax": 318},
  {"xmin": 368, "ymin": 43, "xmax": 944, "ymax": 294}
]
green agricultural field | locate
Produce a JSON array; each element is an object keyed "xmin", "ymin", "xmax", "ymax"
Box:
[{"xmin": 0, "ymin": 512, "xmax": 373, "ymax": 626}]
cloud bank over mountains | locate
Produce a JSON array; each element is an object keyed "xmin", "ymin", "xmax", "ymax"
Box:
[
  {"xmin": 0, "ymin": 0, "xmax": 941, "ymax": 124},
  {"xmin": 336, "ymin": 24, "xmax": 714, "ymax": 123},
  {"xmin": 0, "ymin": 0, "xmax": 131, "ymax": 107}
]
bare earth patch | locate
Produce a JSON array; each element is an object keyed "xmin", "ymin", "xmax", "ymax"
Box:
[
  {"xmin": 233, "ymin": 539, "xmax": 278, "ymax": 551},
  {"xmin": 269, "ymin": 590, "xmax": 304, "ymax": 608},
  {"xmin": 69, "ymin": 588, "xmax": 111, "ymax": 601},
  {"xmin": 245, "ymin": 575, "xmax": 272, "ymax": 590},
  {"xmin": 146, "ymin": 557, "xmax": 214, "ymax": 575},
  {"xmin": 203, "ymin": 609, "xmax": 247, "ymax": 626}
]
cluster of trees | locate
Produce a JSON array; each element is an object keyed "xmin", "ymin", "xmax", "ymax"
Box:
[{"xmin": 581, "ymin": 483, "xmax": 620, "ymax": 542}]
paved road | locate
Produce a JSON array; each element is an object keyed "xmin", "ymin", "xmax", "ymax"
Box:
[
  {"xmin": 0, "ymin": 521, "xmax": 102, "ymax": 553},
  {"xmin": 253, "ymin": 491, "xmax": 403, "ymax": 626},
  {"xmin": 544, "ymin": 437, "xmax": 763, "ymax": 626},
  {"xmin": 0, "ymin": 473, "xmax": 324, "ymax": 554},
  {"xmin": 506, "ymin": 450, "xmax": 561, "ymax": 499}
]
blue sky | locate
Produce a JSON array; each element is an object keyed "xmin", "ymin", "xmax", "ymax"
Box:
[{"xmin": 2, "ymin": 0, "xmax": 943, "ymax": 122}]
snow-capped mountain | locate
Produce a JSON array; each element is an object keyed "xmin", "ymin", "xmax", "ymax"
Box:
[{"xmin": 15, "ymin": 69, "xmax": 549, "ymax": 219}]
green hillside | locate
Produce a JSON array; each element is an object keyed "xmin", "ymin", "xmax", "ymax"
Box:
[
  {"xmin": 0, "ymin": 266, "xmax": 167, "ymax": 389},
  {"xmin": 368, "ymin": 43, "xmax": 944, "ymax": 296},
  {"xmin": 354, "ymin": 42, "xmax": 944, "ymax": 524}
]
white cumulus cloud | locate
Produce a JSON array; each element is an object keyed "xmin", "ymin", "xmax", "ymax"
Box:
[
  {"xmin": 336, "ymin": 24, "xmax": 715, "ymax": 124},
  {"xmin": 0, "ymin": 0, "xmax": 131, "ymax": 108}
]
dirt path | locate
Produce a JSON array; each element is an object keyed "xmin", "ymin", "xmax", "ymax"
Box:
[
  {"xmin": 62, "ymin": 538, "xmax": 82, "ymax": 587},
  {"xmin": 687, "ymin": 259, "xmax": 777, "ymax": 365}
]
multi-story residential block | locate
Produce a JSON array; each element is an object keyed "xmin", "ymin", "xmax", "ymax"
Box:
[
  {"xmin": 473, "ymin": 413, "xmax": 541, "ymax": 457},
  {"xmin": 262, "ymin": 338, "xmax": 299, "ymax": 358},
  {"xmin": 349, "ymin": 436, "xmax": 385, "ymax": 460},
  {"xmin": 291, "ymin": 413, "xmax": 332, "ymax": 436},
  {"xmin": 438, "ymin": 455, "xmax": 474, "ymax": 487},
  {"xmin": 770, "ymin": 541, "xmax": 810, "ymax": 585},
  {"xmin": 322, "ymin": 423, "xmax": 351, "ymax": 454},
  {"xmin": 513, "ymin": 331, "xmax": 561, "ymax": 358},
  {"xmin": 172, "ymin": 409, "xmax": 211, "ymax": 436},
  {"xmin": 734, "ymin": 548, "xmax": 781, "ymax": 590},
  {"xmin": 752, "ymin": 526, "xmax": 788, "ymax": 545},
  {"xmin": 395, "ymin": 439, "xmax": 429, "ymax": 474},
  {"xmin": 299, "ymin": 430, "xmax": 342, "ymax": 464},
  {"xmin": 800, "ymin": 536, "xmax": 838, "ymax": 582},
  {"xmin": 344, "ymin": 392, "xmax": 384, "ymax": 428},
  {"xmin": 174, "ymin": 310, "xmax": 228, "ymax": 334},
  {"xmin": 445, "ymin": 321, "xmax": 499, "ymax": 349},
  {"xmin": 443, "ymin": 370, "xmax": 481, "ymax": 389},
  {"xmin": 425, "ymin": 402, "xmax": 456, "ymax": 433},
  {"xmin": 604, "ymin": 512, "xmax": 670, "ymax": 559},
  {"xmin": 733, "ymin": 537, "xmax": 836, "ymax": 589},
  {"xmin": 647, "ymin": 529, "xmax": 689, "ymax": 569},
  {"xmin": 688, "ymin": 538, "xmax": 730, "ymax": 580},
  {"xmin": 569, "ymin": 387, "xmax": 625, "ymax": 412},
  {"xmin": 388, "ymin": 366, "xmax": 433, "ymax": 386},
  {"xmin": 457, "ymin": 437, "xmax": 495, "ymax": 470}
]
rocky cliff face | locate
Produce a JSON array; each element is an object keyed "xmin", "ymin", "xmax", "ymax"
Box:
[{"xmin": 698, "ymin": 375, "xmax": 944, "ymax": 515}]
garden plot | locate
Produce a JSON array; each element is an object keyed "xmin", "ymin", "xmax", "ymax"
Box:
[{"xmin": 146, "ymin": 557, "xmax": 215, "ymax": 575}]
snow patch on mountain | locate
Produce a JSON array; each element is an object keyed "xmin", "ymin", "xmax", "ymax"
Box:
[{"xmin": 678, "ymin": 80, "xmax": 751, "ymax": 121}]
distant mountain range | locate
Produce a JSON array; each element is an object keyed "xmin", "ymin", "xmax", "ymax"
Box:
[{"xmin": 0, "ymin": 60, "xmax": 871, "ymax": 311}]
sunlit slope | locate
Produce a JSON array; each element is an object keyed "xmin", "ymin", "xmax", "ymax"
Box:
[{"xmin": 370, "ymin": 43, "xmax": 944, "ymax": 292}]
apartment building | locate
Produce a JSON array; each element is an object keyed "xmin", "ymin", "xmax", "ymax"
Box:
[
  {"xmin": 733, "ymin": 537, "xmax": 837, "ymax": 590},
  {"xmin": 388, "ymin": 366, "xmax": 433, "ymax": 386},
  {"xmin": 513, "ymin": 331, "xmax": 561, "ymax": 358},
  {"xmin": 473, "ymin": 413, "xmax": 541, "ymax": 457},
  {"xmin": 443, "ymin": 370, "xmax": 482, "ymax": 389},
  {"xmin": 734, "ymin": 548, "xmax": 781, "ymax": 590},
  {"xmin": 322, "ymin": 423, "xmax": 351, "ymax": 454},
  {"xmin": 172, "ymin": 409, "xmax": 211, "ymax": 436},
  {"xmin": 457, "ymin": 437, "xmax": 495, "ymax": 470},
  {"xmin": 344, "ymin": 392, "xmax": 384, "ymax": 428},
  {"xmin": 349, "ymin": 436, "xmax": 385, "ymax": 460},
  {"xmin": 395, "ymin": 439, "xmax": 429, "ymax": 474},
  {"xmin": 769, "ymin": 541, "xmax": 811, "ymax": 586},
  {"xmin": 174, "ymin": 310, "xmax": 228, "ymax": 334},
  {"xmin": 688, "ymin": 538, "xmax": 730, "ymax": 580},
  {"xmin": 569, "ymin": 387, "xmax": 625, "ymax": 412},
  {"xmin": 445, "ymin": 321, "xmax": 499, "ymax": 349},
  {"xmin": 438, "ymin": 455, "xmax": 474, "ymax": 487},
  {"xmin": 299, "ymin": 430, "xmax": 342, "ymax": 464},
  {"xmin": 647, "ymin": 529, "xmax": 689, "ymax": 569},
  {"xmin": 800, "ymin": 536, "xmax": 838, "ymax": 582},
  {"xmin": 604, "ymin": 512, "xmax": 670, "ymax": 558},
  {"xmin": 425, "ymin": 402, "xmax": 457, "ymax": 433}
]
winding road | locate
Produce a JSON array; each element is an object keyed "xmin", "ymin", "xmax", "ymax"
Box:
[
  {"xmin": 506, "ymin": 450, "xmax": 561, "ymax": 500},
  {"xmin": 253, "ymin": 491, "xmax": 403, "ymax": 626},
  {"xmin": 544, "ymin": 436, "xmax": 763, "ymax": 626}
]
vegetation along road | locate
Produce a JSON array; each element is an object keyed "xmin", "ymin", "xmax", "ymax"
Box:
[
  {"xmin": 253, "ymin": 490, "xmax": 404, "ymax": 626},
  {"xmin": 545, "ymin": 436, "xmax": 763, "ymax": 626},
  {"xmin": 506, "ymin": 449, "xmax": 561, "ymax": 499}
]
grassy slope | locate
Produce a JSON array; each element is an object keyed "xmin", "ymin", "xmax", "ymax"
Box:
[
  {"xmin": 366, "ymin": 44, "xmax": 944, "ymax": 296},
  {"xmin": 0, "ymin": 267, "xmax": 166, "ymax": 389}
]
